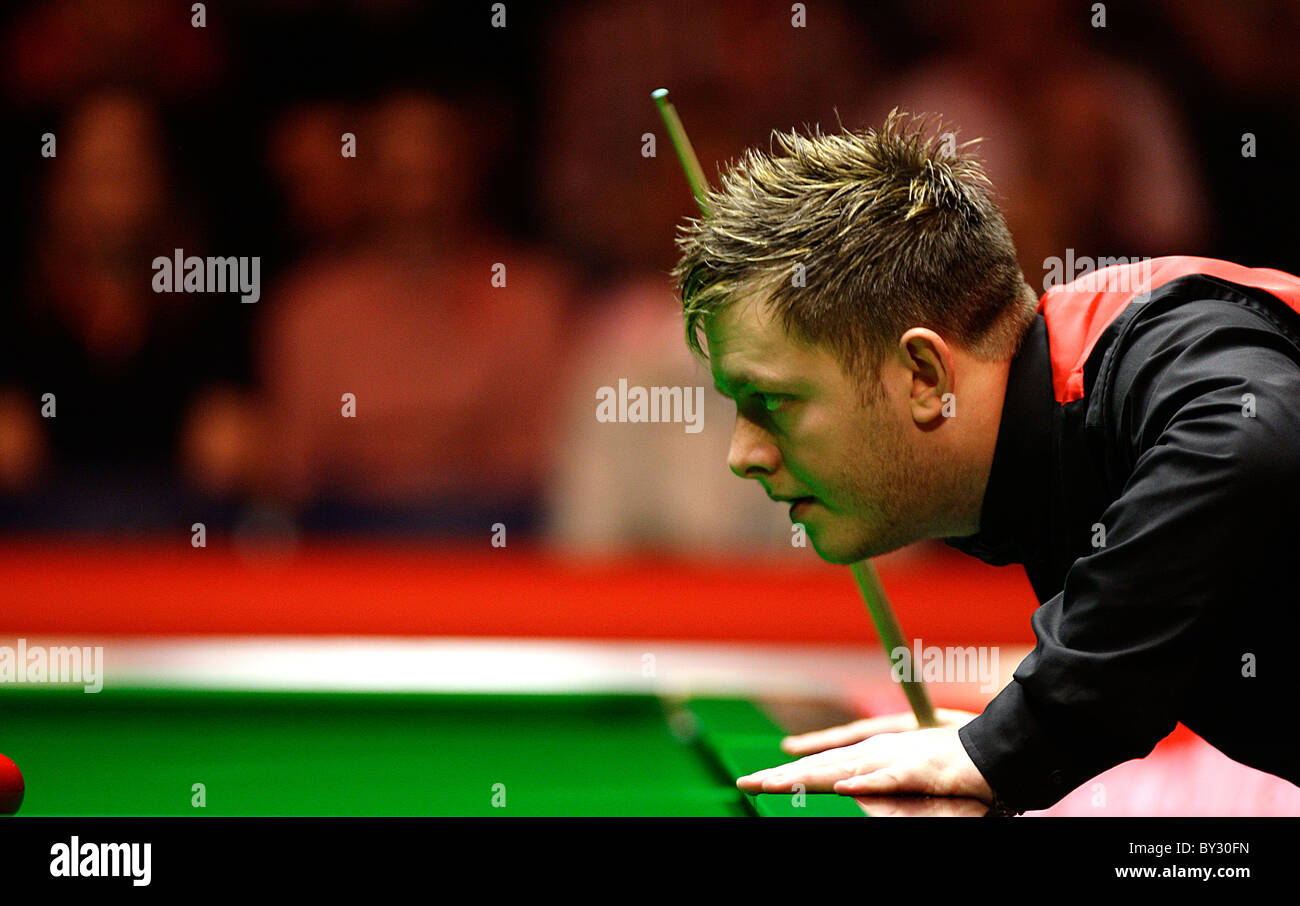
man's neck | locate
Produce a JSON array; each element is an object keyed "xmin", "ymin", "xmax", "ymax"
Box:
[{"xmin": 946, "ymin": 354, "xmax": 1014, "ymax": 539}]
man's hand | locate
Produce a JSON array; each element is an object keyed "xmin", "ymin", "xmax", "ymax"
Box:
[
  {"xmin": 737, "ymin": 724, "xmax": 993, "ymax": 802},
  {"xmin": 781, "ymin": 708, "xmax": 979, "ymax": 756}
]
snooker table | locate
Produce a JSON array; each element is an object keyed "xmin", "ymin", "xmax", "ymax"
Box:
[
  {"xmin": 0, "ymin": 682, "xmax": 864, "ymax": 817},
  {"xmin": 0, "ymin": 637, "xmax": 942, "ymax": 817},
  {"xmin": 0, "ymin": 543, "xmax": 1036, "ymax": 819}
]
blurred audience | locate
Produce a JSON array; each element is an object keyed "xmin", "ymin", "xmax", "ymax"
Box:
[{"xmin": 0, "ymin": 0, "xmax": 1294, "ymax": 551}]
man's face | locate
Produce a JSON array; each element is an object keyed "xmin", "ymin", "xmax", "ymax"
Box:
[{"xmin": 705, "ymin": 294, "xmax": 926, "ymax": 564}]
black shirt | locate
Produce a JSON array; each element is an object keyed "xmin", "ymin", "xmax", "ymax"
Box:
[{"xmin": 947, "ymin": 273, "xmax": 1300, "ymax": 812}]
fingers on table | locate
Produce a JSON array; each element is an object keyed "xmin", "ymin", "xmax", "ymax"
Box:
[
  {"xmin": 780, "ymin": 714, "xmax": 921, "ymax": 755},
  {"xmin": 739, "ymin": 744, "xmax": 889, "ymax": 793}
]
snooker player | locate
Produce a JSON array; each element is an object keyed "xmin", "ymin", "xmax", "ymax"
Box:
[{"xmin": 673, "ymin": 112, "xmax": 1300, "ymax": 814}]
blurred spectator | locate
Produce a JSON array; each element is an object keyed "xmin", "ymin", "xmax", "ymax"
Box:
[
  {"xmin": 0, "ymin": 91, "xmax": 251, "ymax": 528},
  {"xmin": 257, "ymin": 90, "xmax": 571, "ymax": 533}
]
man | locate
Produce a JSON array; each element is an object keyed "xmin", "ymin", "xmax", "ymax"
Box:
[{"xmin": 673, "ymin": 112, "xmax": 1300, "ymax": 814}]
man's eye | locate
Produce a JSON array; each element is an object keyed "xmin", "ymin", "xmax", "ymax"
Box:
[{"xmin": 760, "ymin": 394, "xmax": 784, "ymax": 412}]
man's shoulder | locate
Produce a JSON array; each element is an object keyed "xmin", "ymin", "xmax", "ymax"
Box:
[
  {"xmin": 1112, "ymin": 280, "xmax": 1294, "ymax": 369},
  {"xmin": 1039, "ymin": 259, "xmax": 1300, "ymax": 407},
  {"xmin": 1098, "ymin": 280, "xmax": 1300, "ymax": 411},
  {"xmin": 1094, "ymin": 284, "xmax": 1300, "ymax": 471},
  {"xmin": 1128, "ymin": 273, "xmax": 1300, "ymax": 342}
]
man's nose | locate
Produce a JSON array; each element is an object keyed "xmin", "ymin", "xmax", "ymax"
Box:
[{"xmin": 727, "ymin": 413, "xmax": 781, "ymax": 479}]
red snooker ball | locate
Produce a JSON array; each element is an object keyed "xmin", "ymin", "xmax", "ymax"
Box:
[{"xmin": 0, "ymin": 753, "xmax": 24, "ymax": 815}]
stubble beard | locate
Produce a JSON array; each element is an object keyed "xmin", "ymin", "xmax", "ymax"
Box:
[{"xmin": 812, "ymin": 410, "xmax": 960, "ymax": 564}]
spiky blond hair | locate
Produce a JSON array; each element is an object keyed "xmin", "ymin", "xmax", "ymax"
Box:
[{"xmin": 673, "ymin": 110, "xmax": 1037, "ymax": 384}]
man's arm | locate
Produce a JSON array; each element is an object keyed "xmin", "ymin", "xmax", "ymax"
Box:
[{"xmin": 961, "ymin": 299, "xmax": 1300, "ymax": 811}]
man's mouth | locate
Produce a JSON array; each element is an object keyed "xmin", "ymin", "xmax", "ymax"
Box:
[{"xmin": 788, "ymin": 496, "xmax": 817, "ymax": 518}]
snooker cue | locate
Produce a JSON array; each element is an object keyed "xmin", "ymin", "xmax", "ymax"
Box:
[
  {"xmin": 653, "ymin": 88, "xmax": 940, "ymax": 730},
  {"xmin": 652, "ymin": 89, "xmax": 711, "ymax": 216},
  {"xmin": 849, "ymin": 560, "xmax": 938, "ymax": 727}
]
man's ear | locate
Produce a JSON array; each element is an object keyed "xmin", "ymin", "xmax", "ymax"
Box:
[{"xmin": 898, "ymin": 328, "xmax": 955, "ymax": 426}]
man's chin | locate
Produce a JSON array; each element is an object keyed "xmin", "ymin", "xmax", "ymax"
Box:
[
  {"xmin": 808, "ymin": 528, "xmax": 905, "ymax": 564},
  {"xmin": 808, "ymin": 533, "xmax": 876, "ymax": 565}
]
